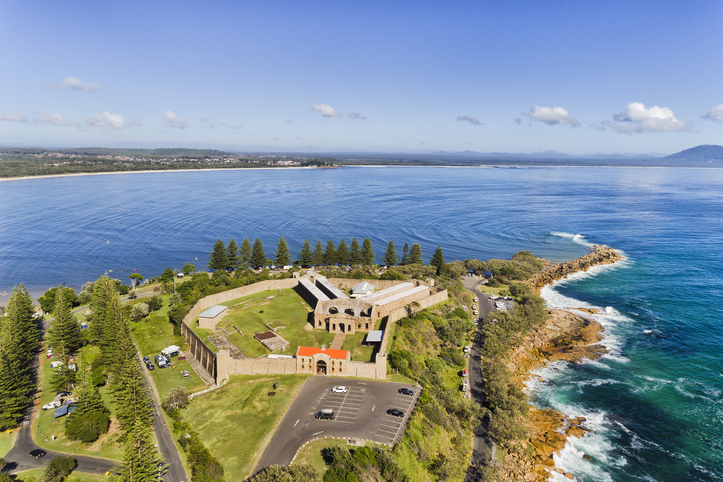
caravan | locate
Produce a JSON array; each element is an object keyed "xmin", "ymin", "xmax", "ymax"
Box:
[{"xmin": 162, "ymin": 345, "xmax": 181, "ymax": 357}]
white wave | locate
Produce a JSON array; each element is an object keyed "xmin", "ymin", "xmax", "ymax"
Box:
[
  {"xmin": 550, "ymin": 231, "xmax": 595, "ymax": 247},
  {"xmin": 577, "ymin": 378, "xmax": 621, "ymax": 388},
  {"xmin": 674, "ymin": 377, "xmax": 723, "ymax": 404}
]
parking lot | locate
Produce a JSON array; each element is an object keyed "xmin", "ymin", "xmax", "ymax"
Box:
[{"xmin": 255, "ymin": 376, "xmax": 420, "ymax": 471}]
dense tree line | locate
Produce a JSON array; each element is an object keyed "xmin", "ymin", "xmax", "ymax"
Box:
[
  {"xmin": 207, "ymin": 237, "xmax": 448, "ymax": 271},
  {"xmin": 0, "ymin": 286, "xmax": 40, "ymax": 430}
]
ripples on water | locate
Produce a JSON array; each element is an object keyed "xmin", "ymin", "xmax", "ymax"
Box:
[{"xmin": 1, "ymin": 166, "xmax": 722, "ymax": 480}]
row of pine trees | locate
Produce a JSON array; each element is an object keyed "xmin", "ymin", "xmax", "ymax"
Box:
[
  {"xmin": 208, "ymin": 237, "xmax": 445, "ymax": 272},
  {"xmin": 0, "ymin": 279, "xmax": 164, "ymax": 481}
]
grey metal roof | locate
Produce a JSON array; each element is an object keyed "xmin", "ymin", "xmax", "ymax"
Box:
[
  {"xmin": 352, "ymin": 281, "xmax": 374, "ymax": 293},
  {"xmin": 198, "ymin": 305, "xmax": 227, "ymax": 318},
  {"xmin": 366, "ymin": 330, "xmax": 384, "ymax": 343}
]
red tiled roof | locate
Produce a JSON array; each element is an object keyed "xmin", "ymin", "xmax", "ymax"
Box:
[{"xmin": 297, "ymin": 346, "xmax": 348, "ymax": 360}]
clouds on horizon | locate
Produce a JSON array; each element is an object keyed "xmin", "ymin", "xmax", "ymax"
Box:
[
  {"xmin": 86, "ymin": 112, "xmax": 129, "ymax": 130},
  {"xmin": 311, "ymin": 103, "xmax": 340, "ymax": 117},
  {"xmin": 163, "ymin": 110, "xmax": 188, "ymax": 129},
  {"xmin": 49, "ymin": 77, "xmax": 101, "ymax": 93},
  {"xmin": 527, "ymin": 106, "xmax": 579, "ymax": 127},
  {"xmin": 457, "ymin": 115, "xmax": 483, "ymax": 126},
  {"xmin": 0, "ymin": 113, "xmax": 27, "ymax": 123},
  {"xmin": 609, "ymin": 102, "xmax": 689, "ymax": 133},
  {"xmin": 701, "ymin": 104, "xmax": 723, "ymax": 122},
  {"xmin": 35, "ymin": 111, "xmax": 77, "ymax": 127}
]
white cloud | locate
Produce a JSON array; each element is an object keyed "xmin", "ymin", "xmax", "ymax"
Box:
[
  {"xmin": 701, "ymin": 104, "xmax": 723, "ymax": 122},
  {"xmin": 49, "ymin": 76, "xmax": 101, "ymax": 93},
  {"xmin": 0, "ymin": 113, "xmax": 26, "ymax": 123},
  {"xmin": 311, "ymin": 103, "xmax": 340, "ymax": 117},
  {"xmin": 86, "ymin": 112, "xmax": 127, "ymax": 130},
  {"xmin": 163, "ymin": 110, "xmax": 188, "ymax": 129},
  {"xmin": 347, "ymin": 112, "xmax": 366, "ymax": 120},
  {"xmin": 35, "ymin": 111, "xmax": 76, "ymax": 127},
  {"xmin": 610, "ymin": 102, "xmax": 689, "ymax": 133},
  {"xmin": 528, "ymin": 106, "xmax": 579, "ymax": 126},
  {"xmin": 457, "ymin": 115, "xmax": 482, "ymax": 126}
]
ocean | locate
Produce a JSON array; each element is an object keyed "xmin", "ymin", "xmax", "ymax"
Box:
[{"xmin": 1, "ymin": 166, "xmax": 721, "ymax": 480}]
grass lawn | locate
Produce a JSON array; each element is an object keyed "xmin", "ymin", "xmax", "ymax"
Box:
[
  {"xmin": 477, "ymin": 284, "xmax": 510, "ymax": 295},
  {"xmin": 34, "ymin": 345, "xmax": 123, "ymax": 460},
  {"xmin": 292, "ymin": 438, "xmax": 368, "ymax": 473},
  {"xmin": 16, "ymin": 467, "xmax": 106, "ymax": 481},
  {"xmin": 0, "ymin": 428, "xmax": 16, "ymax": 457},
  {"xmin": 191, "ymin": 289, "xmax": 335, "ymax": 358},
  {"xmin": 183, "ymin": 374, "xmax": 309, "ymax": 481},
  {"xmin": 130, "ymin": 297, "xmax": 208, "ymax": 398},
  {"xmin": 340, "ymin": 332, "xmax": 375, "ymax": 362}
]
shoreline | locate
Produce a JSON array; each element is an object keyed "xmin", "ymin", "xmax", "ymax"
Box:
[{"xmin": 497, "ymin": 247, "xmax": 625, "ymax": 481}]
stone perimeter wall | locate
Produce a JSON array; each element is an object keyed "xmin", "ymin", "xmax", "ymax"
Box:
[{"xmin": 181, "ymin": 278, "xmax": 447, "ymax": 383}]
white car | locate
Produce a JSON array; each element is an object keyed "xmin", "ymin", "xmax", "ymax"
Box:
[
  {"xmin": 461, "ymin": 382, "xmax": 469, "ymax": 392},
  {"xmin": 332, "ymin": 386, "xmax": 348, "ymax": 393},
  {"xmin": 463, "ymin": 346, "xmax": 471, "ymax": 353},
  {"xmin": 473, "ymin": 310, "xmax": 478, "ymax": 315},
  {"xmin": 42, "ymin": 401, "xmax": 61, "ymax": 410},
  {"xmin": 472, "ymin": 304, "xmax": 477, "ymax": 310}
]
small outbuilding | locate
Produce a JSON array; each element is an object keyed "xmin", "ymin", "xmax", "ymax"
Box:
[
  {"xmin": 197, "ymin": 305, "xmax": 228, "ymax": 330},
  {"xmin": 351, "ymin": 281, "xmax": 374, "ymax": 298},
  {"xmin": 365, "ymin": 330, "xmax": 384, "ymax": 344}
]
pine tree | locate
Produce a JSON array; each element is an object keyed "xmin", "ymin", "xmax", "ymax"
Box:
[
  {"xmin": 250, "ymin": 238, "xmax": 266, "ymax": 269},
  {"xmin": 324, "ymin": 240, "xmax": 337, "ymax": 266},
  {"xmin": 239, "ymin": 237, "xmax": 252, "ymax": 268},
  {"xmin": 208, "ymin": 239, "xmax": 228, "ymax": 271},
  {"xmin": 274, "ymin": 236, "xmax": 290, "ymax": 267},
  {"xmin": 350, "ymin": 238, "xmax": 362, "ymax": 264},
  {"xmin": 400, "ymin": 243, "xmax": 410, "ymax": 265},
  {"xmin": 226, "ymin": 239, "xmax": 240, "ymax": 271},
  {"xmin": 430, "ymin": 245, "xmax": 445, "ymax": 274},
  {"xmin": 383, "ymin": 241, "xmax": 398, "ymax": 266},
  {"xmin": 89, "ymin": 276, "xmax": 117, "ymax": 345},
  {"xmin": 336, "ymin": 239, "xmax": 349, "ymax": 266},
  {"xmin": 119, "ymin": 417, "xmax": 162, "ymax": 482},
  {"xmin": 409, "ymin": 243, "xmax": 423, "ymax": 264},
  {"xmin": 297, "ymin": 239, "xmax": 313, "ymax": 267},
  {"xmin": 48, "ymin": 286, "xmax": 83, "ymax": 360},
  {"xmin": 361, "ymin": 238, "xmax": 375, "ymax": 266},
  {"xmin": 65, "ymin": 365, "xmax": 110, "ymax": 442},
  {"xmin": 0, "ymin": 285, "xmax": 38, "ymax": 430},
  {"xmin": 313, "ymin": 240, "xmax": 325, "ymax": 266}
]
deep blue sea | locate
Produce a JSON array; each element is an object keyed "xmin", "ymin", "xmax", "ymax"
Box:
[{"xmin": 1, "ymin": 166, "xmax": 721, "ymax": 481}]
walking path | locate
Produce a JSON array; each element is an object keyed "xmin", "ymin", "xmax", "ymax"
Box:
[{"xmin": 329, "ymin": 332, "xmax": 346, "ymax": 350}]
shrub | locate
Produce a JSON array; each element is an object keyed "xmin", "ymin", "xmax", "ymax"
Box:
[{"xmin": 146, "ymin": 295, "xmax": 163, "ymax": 312}]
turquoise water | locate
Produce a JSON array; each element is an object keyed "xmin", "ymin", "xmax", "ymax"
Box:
[{"xmin": 0, "ymin": 166, "xmax": 721, "ymax": 480}]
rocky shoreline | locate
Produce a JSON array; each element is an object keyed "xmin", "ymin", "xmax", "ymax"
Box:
[{"xmin": 496, "ymin": 247, "xmax": 622, "ymax": 481}]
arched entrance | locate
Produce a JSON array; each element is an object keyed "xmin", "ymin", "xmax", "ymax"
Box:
[
  {"xmin": 340, "ymin": 323, "xmax": 345, "ymax": 333},
  {"xmin": 316, "ymin": 360, "xmax": 327, "ymax": 375}
]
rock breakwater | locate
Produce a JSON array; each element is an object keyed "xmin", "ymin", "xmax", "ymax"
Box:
[{"xmin": 525, "ymin": 245, "xmax": 623, "ymax": 292}]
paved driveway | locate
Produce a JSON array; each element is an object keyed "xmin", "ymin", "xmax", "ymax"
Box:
[{"xmin": 255, "ymin": 377, "xmax": 420, "ymax": 472}]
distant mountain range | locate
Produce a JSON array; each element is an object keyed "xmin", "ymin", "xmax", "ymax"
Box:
[{"xmin": 664, "ymin": 144, "xmax": 723, "ymax": 162}]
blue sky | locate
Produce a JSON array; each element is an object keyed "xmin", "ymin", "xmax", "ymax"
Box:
[{"xmin": 1, "ymin": 1, "xmax": 722, "ymax": 155}]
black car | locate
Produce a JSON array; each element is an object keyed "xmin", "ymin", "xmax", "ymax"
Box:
[
  {"xmin": 30, "ymin": 449, "xmax": 46, "ymax": 458},
  {"xmin": 143, "ymin": 356, "xmax": 151, "ymax": 364},
  {"xmin": 398, "ymin": 388, "xmax": 414, "ymax": 396},
  {"xmin": 56, "ymin": 391, "xmax": 71, "ymax": 398},
  {"xmin": 387, "ymin": 408, "xmax": 404, "ymax": 417},
  {"xmin": 146, "ymin": 362, "xmax": 155, "ymax": 371}
]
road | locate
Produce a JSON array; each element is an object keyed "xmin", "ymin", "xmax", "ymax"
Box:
[
  {"xmin": 254, "ymin": 377, "xmax": 420, "ymax": 474},
  {"xmin": 461, "ymin": 277, "xmax": 496, "ymax": 481},
  {"xmin": 3, "ymin": 424, "xmax": 117, "ymax": 474}
]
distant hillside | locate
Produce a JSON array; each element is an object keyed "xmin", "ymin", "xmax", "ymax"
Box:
[{"xmin": 665, "ymin": 145, "xmax": 723, "ymax": 162}]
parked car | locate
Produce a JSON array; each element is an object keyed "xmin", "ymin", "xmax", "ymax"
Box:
[
  {"xmin": 143, "ymin": 356, "xmax": 151, "ymax": 364},
  {"xmin": 42, "ymin": 401, "xmax": 61, "ymax": 410},
  {"xmin": 463, "ymin": 346, "xmax": 471, "ymax": 353},
  {"xmin": 154, "ymin": 355, "xmax": 169, "ymax": 368},
  {"xmin": 30, "ymin": 449, "xmax": 46, "ymax": 458},
  {"xmin": 331, "ymin": 386, "xmax": 348, "ymax": 393},
  {"xmin": 56, "ymin": 391, "xmax": 71, "ymax": 398},
  {"xmin": 146, "ymin": 362, "xmax": 155, "ymax": 371},
  {"xmin": 461, "ymin": 381, "xmax": 469, "ymax": 392},
  {"xmin": 473, "ymin": 310, "xmax": 478, "ymax": 315},
  {"xmin": 398, "ymin": 388, "xmax": 414, "ymax": 396},
  {"xmin": 315, "ymin": 409, "xmax": 334, "ymax": 420},
  {"xmin": 387, "ymin": 408, "xmax": 404, "ymax": 417},
  {"xmin": 462, "ymin": 368, "xmax": 468, "ymax": 377},
  {"xmin": 472, "ymin": 304, "xmax": 477, "ymax": 310}
]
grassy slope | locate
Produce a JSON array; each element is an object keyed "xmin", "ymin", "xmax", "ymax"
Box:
[
  {"xmin": 182, "ymin": 374, "xmax": 309, "ymax": 481},
  {"xmin": 15, "ymin": 467, "xmax": 106, "ymax": 480},
  {"xmin": 0, "ymin": 429, "xmax": 16, "ymax": 457},
  {"xmin": 130, "ymin": 296, "xmax": 208, "ymax": 397}
]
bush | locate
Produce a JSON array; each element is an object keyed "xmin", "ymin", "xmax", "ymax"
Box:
[
  {"xmin": 130, "ymin": 302, "xmax": 149, "ymax": 321},
  {"xmin": 146, "ymin": 295, "xmax": 163, "ymax": 312},
  {"xmin": 41, "ymin": 455, "xmax": 77, "ymax": 482}
]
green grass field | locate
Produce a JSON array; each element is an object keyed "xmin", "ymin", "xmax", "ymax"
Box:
[
  {"xmin": 130, "ymin": 297, "xmax": 208, "ymax": 397},
  {"xmin": 182, "ymin": 374, "xmax": 309, "ymax": 481},
  {"xmin": 34, "ymin": 345, "xmax": 123, "ymax": 460},
  {"xmin": 292, "ymin": 438, "xmax": 367, "ymax": 473},
  {"xmin": 340, "ymin": 332, "xmax": 375, "ymax": 362},
  {"xmin": 190, "ymin": 289, "xmax": 335, "ymax": 358},
  {"xmin": 0, "ymin": 428, "xmax": 16, "ymax": 457},
  {"xmin": 15, "ymin": 467, "xmax": 106, "ymax": 481}
]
